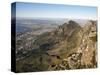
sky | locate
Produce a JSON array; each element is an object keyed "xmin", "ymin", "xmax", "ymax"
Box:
[{"xmin": 14, "ymin": 2, "xmax": 97, "ymax": 20}]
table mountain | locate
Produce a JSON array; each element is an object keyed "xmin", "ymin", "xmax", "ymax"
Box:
[{"xmin": 16, "ymin": 20, "xmax": 97, "ymax": 72}]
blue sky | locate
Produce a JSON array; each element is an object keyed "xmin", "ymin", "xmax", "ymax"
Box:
[{"xmin": 15, "ymin": 2, "xmax": 97, "ymax": 20}]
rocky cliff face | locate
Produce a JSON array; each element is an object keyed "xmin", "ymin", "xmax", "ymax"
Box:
[
  {"xmin": 16, "ymin": 20, "xmax": 97, "ymax": 72},
  {"xmin": 78, "ymin": 21, "xmax": 97, "ymax": 68},
  {"xmin": 47, "ymin": 20, "xmax": 97, "ymax": 70}
]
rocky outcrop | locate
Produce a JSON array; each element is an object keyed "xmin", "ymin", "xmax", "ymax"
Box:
[
  {"xmin": 78, "ymin": 21, "xmax": 97, "ymax": 68},
  {"xmin": 16, "ymin": 20, "xmax": 97, "ymax": 72},
  {"xmin": 47, "ymin": 20, "xmax": 97, "ymax": 70}
]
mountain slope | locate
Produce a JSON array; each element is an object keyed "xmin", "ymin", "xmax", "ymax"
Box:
[{"xmin": 16, "ymin": 20, "xmax": 97, "ymax": 72}]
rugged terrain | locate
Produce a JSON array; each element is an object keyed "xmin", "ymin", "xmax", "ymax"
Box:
[{"xmin": 16, "ymin": 20, "xmax": 97, "ymax": 72}]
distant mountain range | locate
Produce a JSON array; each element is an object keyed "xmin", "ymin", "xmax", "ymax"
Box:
[{"xmin": 16, "ymin": 18, "xmax": 90, "ymax": 33}]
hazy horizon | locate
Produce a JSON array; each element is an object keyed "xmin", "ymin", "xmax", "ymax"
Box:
[{"xmin": 12, "ymin": 2, "xmax": 97, "ymax": 20}]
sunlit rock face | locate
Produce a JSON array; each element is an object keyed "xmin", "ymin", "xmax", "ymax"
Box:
[{"xmin": 80, "ymin": 21, "xmax": 97, "ymax": 68}]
